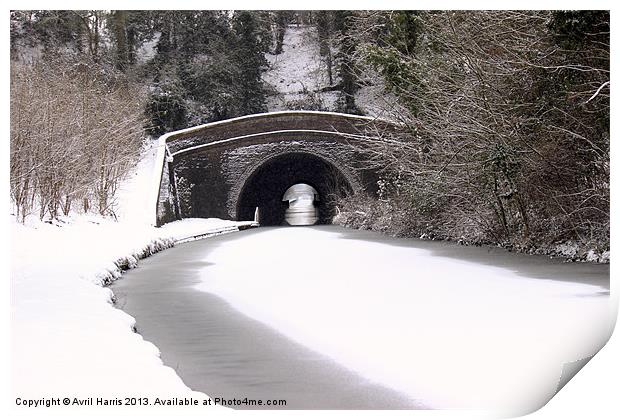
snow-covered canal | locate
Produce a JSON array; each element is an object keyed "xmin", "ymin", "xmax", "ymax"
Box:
[{"xmin": 112, "ymin": 226, "xmax": 611, "ymax": 412}]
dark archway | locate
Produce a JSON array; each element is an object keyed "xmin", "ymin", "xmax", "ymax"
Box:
[{"xmin": 236, "ymin": 152, "xmax": 353, "ymax": 226}]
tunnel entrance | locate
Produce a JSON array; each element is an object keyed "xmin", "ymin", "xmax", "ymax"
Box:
[{"xmin": 236, "ymin": 152, "xmax": 353, "ymax": 226}]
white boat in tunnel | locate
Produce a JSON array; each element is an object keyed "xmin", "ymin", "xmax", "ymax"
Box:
[{"xmin": 282, "ymin": 183, "xmax": 319, "ymax": 226}]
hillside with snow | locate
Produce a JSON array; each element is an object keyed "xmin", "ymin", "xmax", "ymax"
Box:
[
  {"xmin": 262, "ymin": 25, "xmax": 337, "ymax": 111},
  {"xmin": 262, "ymin": 24, "xmax": 397, "ymax": 119}
]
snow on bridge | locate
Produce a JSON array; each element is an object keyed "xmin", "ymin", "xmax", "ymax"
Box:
[{"xmin": 152, "ymin": 111, "xmax": 396, "ymax": 227}]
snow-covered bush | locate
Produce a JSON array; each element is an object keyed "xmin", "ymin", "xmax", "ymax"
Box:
[{"xmin": 333, "ymin": 11, "xmax": 609, "ymax": 261}]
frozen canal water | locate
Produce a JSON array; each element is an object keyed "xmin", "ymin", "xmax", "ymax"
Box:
[{"xmin": 112, "ymin": 226, "xmax": 611, "ymax": 412}]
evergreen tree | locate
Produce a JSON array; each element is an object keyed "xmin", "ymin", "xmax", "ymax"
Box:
[
  {"xmin": 231, "ymin": 11, "xmax": 269, "ymax": 115},
  {"xmin": 145, "ymin": 11, "xmax": 270, "ymax": 130},
  {"xmin": 145, "ymin": 64, "xmax": 188, "ymax": 135}
]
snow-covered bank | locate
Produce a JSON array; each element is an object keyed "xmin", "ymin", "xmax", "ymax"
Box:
[
  {"xmin": 334, "ymin": 201, "xmax": 611, "ymax": 264},
  {"xmin": 10, "ymin": 215, "xmax": 250, "ymax": 404},
  {"xmin": 194, "ymin": 227, "xmax": 613, "ymax": 415},
  {"xmin": 10, "ymin": 140, "xmax": 252, "ymax": 409}
]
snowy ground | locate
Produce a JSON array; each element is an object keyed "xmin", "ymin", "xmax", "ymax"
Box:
[
  {"xmin": 263, "ymin": 25, "xmax": 340, "ymax": 111},
  {"xmin": 9, "ymin": 140, "xmax": 249, "ymax": 413},
  {"xmin": 194, "ymin": 227, "xmax": 613, "ymax": 415},
  {"xmin": 262, "ymin": 24, "xmax": 403, "ymax": 121}
]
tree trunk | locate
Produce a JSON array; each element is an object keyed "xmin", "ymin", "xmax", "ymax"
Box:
[{"xmin": 114, "ymin": 10, "xmax": 128, "ymax": 71}]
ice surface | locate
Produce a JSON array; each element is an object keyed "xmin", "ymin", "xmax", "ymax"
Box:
[{"xmin": 194, "ymin": 227, "xmax": 613, "ymax": 414}]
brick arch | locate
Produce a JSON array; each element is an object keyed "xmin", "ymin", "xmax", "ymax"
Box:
[
  {"xmin": 231, "ymin": 150, "xmax": 362, "ymax": 224},
  {"xmin": 153, "ymin": 111, "xmax": 396, "ymax": 226}
]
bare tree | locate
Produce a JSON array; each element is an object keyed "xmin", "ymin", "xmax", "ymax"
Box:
[
  {"xmin": 341, "ymin": 11, "xmax": 609, "ymax": 251},
  {"xmin": 10, "ymin": 55, "xmax": 146, "ymax": 222}
]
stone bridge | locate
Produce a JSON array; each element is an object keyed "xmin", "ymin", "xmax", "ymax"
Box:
[{"xmin": 152, "ymin": 111, "xmax": 394, "ymax": 226}]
